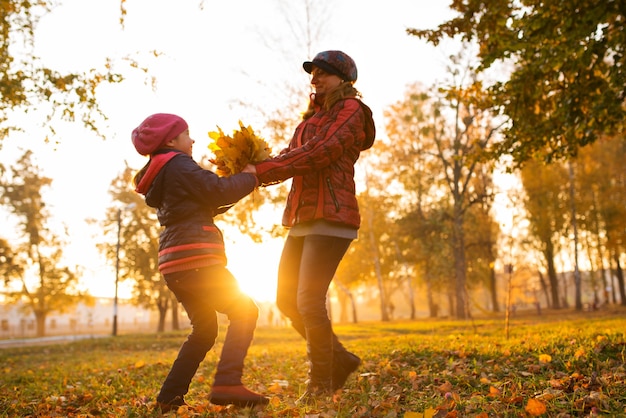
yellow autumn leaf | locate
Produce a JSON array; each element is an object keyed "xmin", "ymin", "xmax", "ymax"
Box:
[
  {"xmin": 269, "ymin": 396, "xmax": 281, "ymax": 407},
  {"xmin": 268, "ymin": 381, "xmax": 283, "ymax": 393},
  {"xmin": 208, "ymin": 127, "xmax": 225, "ymax": 141},
  {"xmin": 134, "ymin": 360, "xmax": 145, "ymax": 368},
  {"xmin": 424, "ymin": 408, "xmax": 436, "ymax": 418},
  {"xmin": 574, "ymin": 347, "xmax": 585, "ymax": 359},
  {"xmin": 404, "ymin": 408, "xmax": 436, "ymax": 418},
  {"xmin": 489, "ymin": 386, "xmax": 501, "ymax": 397},
  {"xmin": 525, "ymin": 398, "xmax": 547, "ymax": 416},
  {"xmin": 538, "ymin": 354, "xmax": 552, "ymax": 363},
  {"xmin": 208, "ymin": 121, "xmax": 271, "ymax": 176}
]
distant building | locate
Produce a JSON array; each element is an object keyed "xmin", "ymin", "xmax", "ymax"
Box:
[{"xmin": 0, "ymin": 297, "xmax": 164, "ymax": 339}]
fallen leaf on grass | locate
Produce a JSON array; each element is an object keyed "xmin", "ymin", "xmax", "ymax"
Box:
[
  {"xmin": 488, "ymin": 386, "xmax": 501, "ymax": 397},
  {"xmin": 269, "ymin": 396, "xmax": 281, "ymax": 407},
  {"xmin": 506, "ymin": 395, "xmax": 524, "ymax": 404},
  {"xmin": 404, "ymin": 407, "xmax": 436, "ymax": 418},
  {"xmin": 535, "ymin": 388, "xmax": 564, "ymax": 401},
  {"xmin": 268, "ymin": 381, "xmax": 283, "ymax": 393},
  {"xmin": 538, "ymin": 354, "xmax": 552, "ymax": 364},
  {"xmin": 574, "ymin": 347, "xmax": 586, "ymax": 359},
  {"xmin": 573, "ymin": 391, "xmax": 609, "ymax": 411},
  {"xmin": 525, "ymin": 398, "xmax": 547, "ymax": 416},
  {"xmin": 437, "ymin": 381, "xmax": 453, "ymax": 393}
]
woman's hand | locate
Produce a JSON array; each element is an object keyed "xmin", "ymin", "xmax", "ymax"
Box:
[{"xmin": 242, "ymin": 164, "xmax": 257, "ymax": 174}]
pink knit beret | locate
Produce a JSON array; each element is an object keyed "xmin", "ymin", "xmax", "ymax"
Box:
[{"xmin": 131, "ymin": 113, "xmax": 189, "ymax": 155}]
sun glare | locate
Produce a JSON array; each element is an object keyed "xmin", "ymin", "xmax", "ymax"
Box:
[{"xmin": 226, "ymin": 236, "xmax": 282, "ymax": 304}]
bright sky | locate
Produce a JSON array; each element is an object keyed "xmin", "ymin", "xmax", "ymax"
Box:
[{"xmin": 2, "ymin": 0, "xmax": 459, "ymax": 302}]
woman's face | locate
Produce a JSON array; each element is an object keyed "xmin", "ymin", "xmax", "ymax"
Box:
[{"xmin": 310, "ymin": 66, "xmax": 342, "ymax": 95}]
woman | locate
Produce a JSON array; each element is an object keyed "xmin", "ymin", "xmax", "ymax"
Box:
[{"xmin": 244, "ymin": 50, "xmax": 375, "ymax": 402}]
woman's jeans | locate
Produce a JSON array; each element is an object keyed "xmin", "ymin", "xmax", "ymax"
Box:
[
  {"xmin": 276, "ymin": 234, "xmax": 352, "ymax": 336},
  {"xmin": 157, "ymin": 265, "xmax": 259, "ymax": 403}
]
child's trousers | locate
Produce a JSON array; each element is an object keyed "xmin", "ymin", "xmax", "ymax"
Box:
[{"xmin": 157, "ymin": 265, "xmax": 259, "ymax": 403}]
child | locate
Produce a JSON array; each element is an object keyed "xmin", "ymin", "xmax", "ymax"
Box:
[{"xmin": 131, "ymin": 113, "xmax": 269, "ymax": 412}]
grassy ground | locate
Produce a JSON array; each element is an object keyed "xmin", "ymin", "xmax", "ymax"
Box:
[{"xmin": 0, "ymin": 307, "xmax": 624, "ymax": 417}]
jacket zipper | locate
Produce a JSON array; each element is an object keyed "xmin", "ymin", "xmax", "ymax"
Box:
[{"xmin": 326, "ymin": 177, "xmax": 340, "ymax": 212}]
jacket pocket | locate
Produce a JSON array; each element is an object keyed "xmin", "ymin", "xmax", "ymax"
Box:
[{"xmin": 326, "ymin": 177, "xmax": 340, "ymax": 212}]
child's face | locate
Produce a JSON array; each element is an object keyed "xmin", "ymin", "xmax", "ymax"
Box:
[{"xmin": 168, "ymin": 130, "xmax": 194, "ymax": 156}]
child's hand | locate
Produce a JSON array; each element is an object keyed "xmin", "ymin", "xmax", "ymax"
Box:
[{"xmin": 242, "ymin": 164, "xmax": 257, "ymax": 174}]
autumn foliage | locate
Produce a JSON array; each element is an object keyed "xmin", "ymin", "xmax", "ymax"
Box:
[
  {"xmin": 0, "ymin": 309, "xmax": 624, "ymax": 417},
  {"xmin": 208, "ymin": 121, "xmax": 271, "ymax": 176}
]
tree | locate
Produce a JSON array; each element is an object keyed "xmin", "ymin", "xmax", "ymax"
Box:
[
  {"xmin": 0, "ymin": 1, "xmax": 124, "ymax": 146},
  {"xmin": 398, "ymin": 205, "xmax": 455, "ymax": 318},
  {"xmin": 0, "ymin": 150, "xmax": 91, "ymax": 336},
  {"xmin": 0, "ymin": 237, "xmax": 22, "ymax": 285},
  {"xmin": 520, "ymin": 159, "xmax": 570, "ymax": 308},
  {"xmin": 380, "ymin": 83, "xmax": 453, "ymax": 318},
  {"xmin": 409, "ymin": 0, "xmax": 626, "ymax": 163},
  {"xmin": 382, "ymin": 58, "xmax": 502, "ymax": 319},
  {"xmin": 98, "ymin": 165, "xmax": 172, "ymax": 332},
  {"xmin": 576, "ymin": 135, "xmax": 626, "ymax": 306},
  {"xmin": 463, "ymin": 171, "xmax": 500, "ymax": 313}
]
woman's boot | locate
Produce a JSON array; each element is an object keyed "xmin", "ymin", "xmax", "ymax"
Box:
[
  {"xmin": 296, "ymin": 323, "xmax": 333, "ymax": 404},
  {"xmin": 331, "ymin": 334, "xmax": 360, "ymax": 390}
]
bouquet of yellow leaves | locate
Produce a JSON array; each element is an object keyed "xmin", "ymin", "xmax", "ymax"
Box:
[{"xmin": 208, "ymin": 121, "xmax": 271, "ymax": 176}]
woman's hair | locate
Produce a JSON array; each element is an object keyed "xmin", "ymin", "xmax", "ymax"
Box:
[{"xmin": 303, "ymin": 82, "xmax": 361, "ymax": 120}]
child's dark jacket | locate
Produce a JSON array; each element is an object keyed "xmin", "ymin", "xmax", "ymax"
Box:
[{"xmin": 135, "ymin": 150, "xmax": 257, "ymax": 274}]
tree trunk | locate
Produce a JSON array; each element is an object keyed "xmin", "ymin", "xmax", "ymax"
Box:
[
  {"xmin": 560, "ymin": 273, "xmax": 570, "ymax": 308},
  {"xmin": 452, "ymin": 207, "xmax": 467, "ymax": 319},
  {"xmin": 426, "ymin": 275, "xmax": 437, "ymax": 318},
  {"xmin": 393, "ymin": 242, "xmax": 416, "ymax": 319},
  {"xmin": 447, "ymin": 287, "xmax": 455, "ymax": 318},
  {"xmin": 34, "ymin": 311, "xmax": 46, "ymax": 337},
  {"xmin": 367, "ymin": 208, "xmax": 388, "ymax": 321},
  {"xmin": 488, "ymin": 265, "xmax": 499, "ymax": 312},
  {"xmin": 591, "ymin": 188, "xmax": 611, "ymax": 305},
  {"xmin": 156, "ymin": 297, "xmax": 169, "ymax": 333},
  {"xmin": 348, "ymin": 292, "xmax": 357, "ymax": 323},
  {"xmin": 335, "ymin": 281, "xmax": 358, "ymax": 323},
  {"xmin": 171, "ymin": 295, "xmax": 180, "ymax": 330},
  {"xmin": 538, "ymin": 270, "xmax": 551, "ymax": 308},
  {"xmin": 568, "ymin": 161, "xmax": 583, "ymax": 310},
  {"xmin": 584, "ymin": 233, "xmax": 599, "ymax": 307},
  {"xmin": 545, "ymin": 240, "xmax": 561, "ymax": 309},
  {"xmin": 405, "ymin": 275, "xmax": 416, "ymax": 320},
  {"xmin": 613, "ymin": 252, "xmax": 626, "ymax": 306}
]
